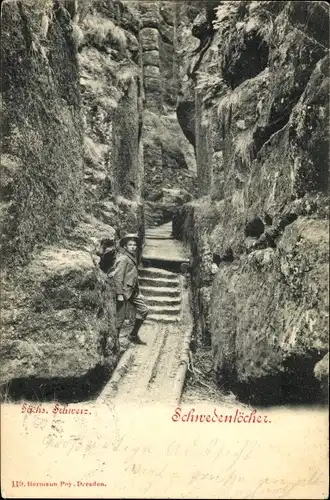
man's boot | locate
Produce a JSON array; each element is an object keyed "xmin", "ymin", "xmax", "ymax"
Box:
[{"xmin": 128, "ymin": 318, "xmax": 146, "ymax": 345}]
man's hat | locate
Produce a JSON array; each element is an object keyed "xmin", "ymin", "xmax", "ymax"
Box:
[{"xmin": 119, "ymin": 233, "xmax": 141, "ymax": 247}]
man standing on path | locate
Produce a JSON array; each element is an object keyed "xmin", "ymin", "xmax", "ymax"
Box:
[{"xmin": 112, "ymin": 233, "xmax": 149, "ymax": 345}]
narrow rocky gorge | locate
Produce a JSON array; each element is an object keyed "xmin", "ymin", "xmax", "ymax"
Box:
[{"xmin": 1, "ymin": 0, "xmax": 329, "ymax": 407}]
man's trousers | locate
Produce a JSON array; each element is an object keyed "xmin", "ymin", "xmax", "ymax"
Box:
[{"xmin": 116, "ymin": 289, "xmax": 149, "ymax": 329}]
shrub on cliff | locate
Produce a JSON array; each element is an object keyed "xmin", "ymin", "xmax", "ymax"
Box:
[{"xmin": 83, "ymin": 13, "xmax": 127, "ymax": 50}]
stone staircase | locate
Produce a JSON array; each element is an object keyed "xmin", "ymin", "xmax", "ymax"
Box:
[
  {"xmin": 136, "ymin": 221, "xmax": 190, "ymax": 324},
  {"xmin": 143, "ymin": 222, "xmax": 189, "ymax": 264},
  {"xmin": 139, "ymin": 267, "xmax": 182, "ymax": 323}
]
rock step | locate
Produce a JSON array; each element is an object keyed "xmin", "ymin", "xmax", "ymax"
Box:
[
  {"xmin": 144, "ymin": 296, "xmax": 181, "ymax": 306},
  {"xmin": 145, "ymin": 229, "xmax": 173, "ymax": 238},
  {"xmin": 148, "ymin": 304, "xmax": 181, "ymax": 315},
  {"xmin": 139, "ymin": 267, "xmax": 178, "ymax": 279},
  {"xmin": 139, "ymin": 286, "xmax": 180, "ymax": 297},
  {"xmin": 145, "ymin": 235, "xmax": 173, "ymax": 240},
  {"xmin": 143, "ymin": 238, "xmax": 189, "ymax": 263},
  {"xmin": 145, "ymin": 314, "xmax": 180, "ymax": 324},
  {"xmin": 139, "ymin": 276, "xmax": 180, "ymax": 288},
  {"xmin": 145, "ymin": 222, "xmax": 172, "ymax": 235}
]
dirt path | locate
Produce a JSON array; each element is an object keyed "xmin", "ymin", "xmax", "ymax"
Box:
[{"xmin": 98, "ymin": 224, "xmax": 193, "ymax": 405}]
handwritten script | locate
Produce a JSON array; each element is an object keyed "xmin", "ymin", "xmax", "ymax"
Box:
[{"xmin": 3, "ymin": 403, "xmax": 328, "ymax": 498}]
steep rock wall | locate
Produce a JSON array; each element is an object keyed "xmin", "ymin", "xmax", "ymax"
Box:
[
  {"xmin": 0, "ymin": 0, "xmax": 144, "ymax": 400},
  {"xmin": 175, "ymin": 0, "xmax": 329, "ymax": 404},
  {"xmin": 1, "ymin": 0, "xmax": 84, "ymax": 265},
  {"xmin": 79, "ymin": 0, "xmax": 144, "ymax": 238},
  {"xmin": 139, "ymin": 1, "xmax": 197, "ymax": 227}
]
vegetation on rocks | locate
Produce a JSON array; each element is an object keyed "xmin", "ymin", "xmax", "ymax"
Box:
[
  {"xmin": 1, "ymin": 0, "xmax": 84, "ymax": 265},
  {"xmin": 0, "ymin": 0, "xmax": 144, "ymax": 400},
  {"xmin": 175, "ymin": 0, "xmax": 329, "ymax": 404}
]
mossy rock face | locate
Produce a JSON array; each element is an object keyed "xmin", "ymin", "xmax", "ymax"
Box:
[
  {"xmin": 0, "ymin": 189, "xmax": 120, "ymax": 400},
  {"xmin": 77, "ymin": 0, "xmax": 144, "ymax": 237},
  {"xmin": 1, "ymin": 1, "xmax": 84, "ymax": 265},
  {"xmin": 0, "ymin": 245, "xmax": 119, "ymax": 399},
  {"xmin": 175, "ymin": 1, "xmax": 329, "ymax": 403},
  {"xmin": 211, "ymin": 218, "xmax": 329, "ymax": 405},
  {"xmin": 142, "ymin": 111, "xmax": 197, "ymax": 212},
  {"xmin": 288, "ymin": 55, "xmax": 329, "ymax": 197},
  {"xmin": 314, "ymin": 353, "xmax": 329, "ymax": 400},
  {"xmin": 144, "ymin": 188, "xmax": 193, "ymax": 227},
  {"xmin": 138, "ymin": 1, "xmax": 196, "ymax": 206}
]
